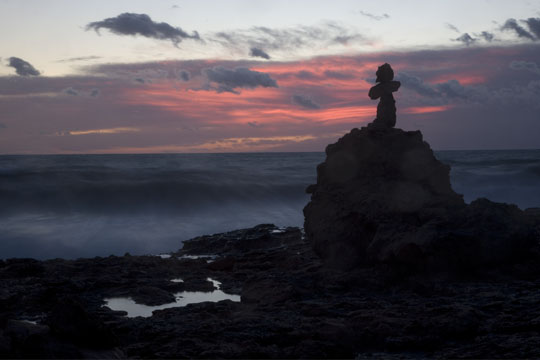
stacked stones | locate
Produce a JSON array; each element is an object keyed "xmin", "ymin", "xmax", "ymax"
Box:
[{"xmin": 368, "ymin": 63, "xmax": 401, "ymax": 128}]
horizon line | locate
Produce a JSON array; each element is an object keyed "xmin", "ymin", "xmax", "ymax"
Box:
[{"xmin": 1, "ymin": 148, "xmax": 540, "ymax": 156}]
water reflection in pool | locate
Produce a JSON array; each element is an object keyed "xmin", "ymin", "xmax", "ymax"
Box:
[{"xmin": 104, "ymin": 278, "xmax": 240, "ymax": 318}]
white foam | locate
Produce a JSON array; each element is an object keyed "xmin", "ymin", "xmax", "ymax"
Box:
[
  {"xmin": 178, "ymin": 254, "xmax": 217, "ymax": 263},
  {"xmin": 178, "ymin": 254, "xmax": 217, "ymax": 260}
]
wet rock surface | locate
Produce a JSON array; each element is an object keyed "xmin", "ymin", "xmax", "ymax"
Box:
[{"xmin": 2, "ymin": 224, "xmax": 540, "ymax": 358}]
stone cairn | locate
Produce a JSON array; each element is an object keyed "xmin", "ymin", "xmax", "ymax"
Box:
[{"xmin": 368, "ymin": 63, "xmax": 401, "ymax": 128}]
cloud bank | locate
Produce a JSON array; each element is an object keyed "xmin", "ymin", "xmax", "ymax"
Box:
[
  {"xmin": 204, "ymin": 67, "xmax": 278, "ymax": 93},
  {"xmin": 2, "ymin": 44, "xmax": 540, "ymax": 153},
  {"xmin": 510, "ymin": 60, "xmax": 540, "ymax": 75}
]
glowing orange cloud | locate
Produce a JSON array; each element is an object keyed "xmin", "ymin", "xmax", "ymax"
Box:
[
  {"xmin": 101, "ymin": 54, "xmax": 486, "ymax": 153},
  {"xmin": 59, "ymin": 127, "xmax": 141, "ymax": 136},
  {"xmin": 429, "ymin": 74, "xmax": 485, "ymax": 85},
  {"xmin": 2, "ymin": 44, "xmax": 536, "ymax": 155},
  {"xmin": 117, "ymin": 55, "xmax": 381, "ymax": 130},
  {"xmin": 402, "ymin": 106, "xmax": 452, "ymax": 114},
  {"xmin": 91, "ymin": 134, "xmax": 318, "ymax": 153}
]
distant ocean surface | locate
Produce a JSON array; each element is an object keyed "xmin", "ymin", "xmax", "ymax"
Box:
[{"xmin": 1, "ymin": 150, "xmax": 539, "ymax": 259}]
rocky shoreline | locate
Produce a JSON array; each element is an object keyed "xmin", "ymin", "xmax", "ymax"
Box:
[{"xmin": 1, "ymin": 221, "xmax": 540, "ymax": 358}]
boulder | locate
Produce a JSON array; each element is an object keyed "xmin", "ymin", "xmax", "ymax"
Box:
[{"xmin": 303, "ymin": 126, "xmax": 538, "ymax": 271}]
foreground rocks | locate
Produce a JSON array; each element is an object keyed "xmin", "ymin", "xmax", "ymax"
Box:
[
  {"xmin": 304, "ymin": 126, "xmax": 539, "ymax": 272},
  {"xmin": 2, "ymin": 223, "xmax": 540, "ymax": 358}
]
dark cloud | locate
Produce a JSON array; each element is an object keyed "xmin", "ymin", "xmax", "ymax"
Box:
[
  {"xmin": 57, "ymin": 56, "xmax": 102, "ymax": 63},
  {"xmin": 397, "ymin": 73, "xmax": 470, "ymax": 103},
  {"xmin": 0, "ymin": 123, "xmax": 6, "ymax": 129},
  {"xmin": 398, "ymin": 67, "xmax": 540, "ymax": 107},
  {"xmin": 178, "ymin": 70, "xmax": 190, "ymax": 81},
  {"xmin": 501, "ymin": 18, "xmax": 535, "ymax": 40},
  {"xmin": 358, "ymin": 11, "xmax": 389, "ymax": 21},
  {"xmin": 7, "ymin": 57, "xmax": 40, "ymax": 76},
  {"xmin": 524, "ymin": 18, "xmax": 540, "ymax": 38},
  {"xmin": 87, "ymin": 64, "xmax": 170, "ymax": 83},
  {"xmin": 479, "ymin": 31, "xmax": 495, "ymax": 42},
  {"xmin": 295, "ymin": 70, "xmax": 318, "ymax": 80},
  {"xmin": 247, "ymin": 121, "xmax": 263, "ymax": 128},
  {"xmin": 86, "ymin": 13, "xmax": 200, "ymax": 45},
  {"xmin": 85, "ymin": 60, "xmax": 215, "ymax": 82},
  {"xmin": 435, "ymin": 80, "xmax": 468, "ymax": 99},
  {"xmin": 333, "ymin": 35, "xmax": 361, "ymax": 45},
  {"xmin": 250, "ymin": 47, "xmax": 270, "ymax": 59},
  {"xmin": 292, "ymin": 94, "xmax": 320, "ymax": 109},
  {"xmin": 288, "ymin": 69, "xmax": 355, "ymax": 81},
  {"xmin": 204, "ymin": 67, "xmax": 278, "ymax": 93},
  {"xmin": 510, "ymin": 60, "xmax": 540, "ymax": 75},
  {"xmin": 486, "ymin": 79, "xmax": 540, "ymax": 107},
  {"xmin": 2, "ymin": 44, "xmax": 540, "ymax": 152},
  {"xmin": 445, "ymin": 23, "xmax": 460, "ymax": 33},
  {"xmin": 212, "ymin": 23, "xmax": 365, "ymax": 54},
  {"xmin": 64, "ymin": 87, "xmax": 79, "ymax": 96},
  {"xmin": 397, "ymin": 73, "xmax": 440, "ymax": 98},
  {"xmin": 324, "ymin": 70, "xmax": 355, "ymax": 79},
  {"xmin": 455, "ymin": 33, "xmax": 477, "ymax": 46},
  {"xmin": 63, "ymin": 87, "xmax": 101, "ymax": 97}
]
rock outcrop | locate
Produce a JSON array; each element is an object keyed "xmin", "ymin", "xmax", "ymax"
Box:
[{"xmin": 303, "ymin": 64, "xmax": 538, "ymax": 271}]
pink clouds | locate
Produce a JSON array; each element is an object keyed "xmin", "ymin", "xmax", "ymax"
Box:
[
  {"xmin": 403, "ymin": 105, "xmax": 453, "ymax": 114},
  {"xmin": 1, "ymin": 44, "xmax": 540, "ymax": 153}
]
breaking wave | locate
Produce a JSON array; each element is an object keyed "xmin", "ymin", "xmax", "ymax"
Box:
[{"xmin": 0, "ymin": 150, "xmax": 538, "ymax": 259}]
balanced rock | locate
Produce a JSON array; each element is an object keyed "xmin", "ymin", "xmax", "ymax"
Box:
[
  {"xmin": 368, "ymin": 63, "xmax": 400, "ymax": 128},
  {"xmin": 303, "ymin": 64, "xmax": 538, "ymax": 272}
]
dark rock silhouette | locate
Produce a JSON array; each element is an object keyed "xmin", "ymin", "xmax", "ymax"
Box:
[
  {"xmin": 304, "ymin": 64, "xmax": 538, "ymax": 271},
  {"xmin": 368, "ymin": 63, "xmax": 400, "ymax": 128}
]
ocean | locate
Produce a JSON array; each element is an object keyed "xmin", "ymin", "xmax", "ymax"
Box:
[{"xmin": 1, "ymin": 150, "xmax": 539, "ymax": 259}]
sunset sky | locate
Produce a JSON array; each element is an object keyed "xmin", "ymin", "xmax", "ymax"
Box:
[{"xmin": 1, "ymin": 0, "xmax": 540, "ymax": 153}]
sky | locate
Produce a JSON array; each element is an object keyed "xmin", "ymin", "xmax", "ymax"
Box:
[{"xmin": 1, "ymin": 0, "xmax": 540, "ymax": 154}]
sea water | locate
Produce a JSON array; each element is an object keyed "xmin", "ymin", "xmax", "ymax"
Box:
[{"xmin": 1, "ymin": 150, "xmax": 539, "ymax": 259}]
